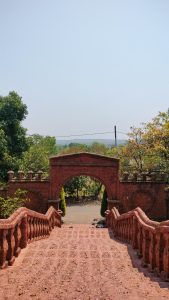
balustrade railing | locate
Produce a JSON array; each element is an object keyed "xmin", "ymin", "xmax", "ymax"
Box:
[
  {"xmin": 0, "ymin": 206, "xmax": 61, "ymax": 269},
  {"xmin": 105, "ymin": 207, "xmax": 169, "ymax": 280}
]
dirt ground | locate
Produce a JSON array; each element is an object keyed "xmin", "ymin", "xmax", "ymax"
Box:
[
  {"xmin": 0, "ymin": 224, "xmax": 169, "ymax": 300},
  {"xmin": 63, "ymin": 202, "xmax": 102, "ymax": 224}
]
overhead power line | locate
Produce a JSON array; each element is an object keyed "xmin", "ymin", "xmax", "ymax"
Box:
[{"xmin": 56, "ymin": 130, "xmax": 128, "ymax": 138}]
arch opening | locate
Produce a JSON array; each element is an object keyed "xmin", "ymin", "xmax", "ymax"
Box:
[{"xmin": 59, "ymin": 175, "xmax": 107, "ymax": 224}]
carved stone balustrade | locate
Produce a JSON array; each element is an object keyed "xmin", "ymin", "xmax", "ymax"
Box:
[
  {"xmin": 7, "ymin": 170, "xmax": 50, "ymax": 182},
  {"xmin": 0, "ymin": 206, "xmax": 61, "ymax": 269},
  {"xmin": 105, "ymin": 206, "xmax": 169, "ymax": 281}
]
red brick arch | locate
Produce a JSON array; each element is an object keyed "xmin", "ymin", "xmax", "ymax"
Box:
[{"xmin": 49, "ymin": 153, "xmax": 120, "ymax": 203}]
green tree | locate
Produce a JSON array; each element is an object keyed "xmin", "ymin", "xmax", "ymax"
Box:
[
  {"xmin": 89, "ymin": 142, "xmax": 108, "ymax": 155},
  {"xmin": 0, "ymin": 189, "xmax": 29, "ymax": 218},
  {"xmin": 100, "ymin": 189, "xmax": 108, "ymax": 217},
  {"xmin": 59, "ymin": 187, "xmax": 66, "ymax": 216},
  {"xmin": 112, "ymin": 110, "xmax": 169, "ymax": 175},
  {"xmin": 143, "ymin": 111, "xmax": 169, "ymax": 172},
  {"xmin": 20, "ymin": 134, "xmax": 58, "ymax": 173},
  {"xmin": 59, "ymin": 143, "xmax": 89, "ymax": 155},
  {"xmin": 64, "ymin": 176, "xmax": 87, "ymax": 199},
  {"xmin": 0, "ymin": 91, "xmax": 28, "ymax": 181}
]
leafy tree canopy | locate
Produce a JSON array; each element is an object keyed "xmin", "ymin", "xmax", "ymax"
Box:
[
  {"xmin": 20, "ymin": 134, "xmax": 58, "ymax": 173},
  {"xmin": 0, "ymin": 91, "xmax": 28, "ymax": 181}
]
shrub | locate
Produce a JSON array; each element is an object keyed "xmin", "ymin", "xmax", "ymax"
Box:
[
  {"xmin": 0, "ymin": 189, "xmax": 29, "ymax": 219},
  {"xmin": 100, "ymin": 189, "xmax": 108, "ymax": 217},
  {"xmin": 59, "ymin": 187, "xmax": 66, "ymax": 216}
]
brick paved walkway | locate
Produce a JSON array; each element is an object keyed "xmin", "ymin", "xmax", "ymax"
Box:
[{"xmin": 0, "ymin": 225, "xmax": 169, "ymax": 300}]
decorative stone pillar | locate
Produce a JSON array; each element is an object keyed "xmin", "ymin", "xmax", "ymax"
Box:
[
  {"xmin": 141, "ymin": 172, "xmax": 148, "ymax": 181},
  {"xmin": 160, "ymin": 172, "xmax": 167, "ymax": 182},
  {"xmin": 7, "ymin": 170, "xmax": 14, "ymax": 182},
  {"xmin": 18, "ymin": 170, "xmax": 24, "ymax": 181},
  {"xmin": 37, "ymin": 170, "xmax": 43, "ymax": 181},
  {"xmin": 122, "ymin": 172, "xmax": 129, "ymax": 181},
  {"xmin": 27, "ymin": 170, "xmax": 33, "ymax": 181},
  {"xmin": 133, "ymin": 171, "xmax": 138, "ymax": 181},
  {"xmin": 150, "ymin": 172, "xmax": 156, "ymax": 181}
]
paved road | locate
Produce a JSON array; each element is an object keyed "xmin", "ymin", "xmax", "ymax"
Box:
[{"xmin": 0, "ymin": 225, "xmax": 169, "ymax": 300}]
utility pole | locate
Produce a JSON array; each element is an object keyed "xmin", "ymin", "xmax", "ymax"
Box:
[{"xmin": 114, "ymin": 125, "xmax": 117, "ymax": 147}]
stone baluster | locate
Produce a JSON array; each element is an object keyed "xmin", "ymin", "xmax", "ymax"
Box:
[
  {"xmin": 46, "ymin": 220, "xmax": 50, "ymax": 235},
  {"xmin": 44, "ymin": 220, "xmax": 47, "ymax": 236},
  {"xmin": 122, "ymin": 221, "xmax": 124, "ymax": 239},
  {"xmin": 7, "ymin": 170, "xmax": 14, "ymax": 182},
  {"xmin": 6, "ymin": 228, "xmax": 15, "ymax": 266},
  {"xmin": 148, "ymin": 231, "xmax": 156, "ymax": 272},
  {"xmin": 20, "ymin": 216, "xmax": 28, "ymax": 249},
  {"xmin": 31, "ymin": 218, "xmax": 35, "ymax": 240},
  {"xmin": 38, "ymin": 219, "xmax": 41, "ymax": 237},
  {"xmin": 0, "ymin": 229, "xmax": 9, "ymax": 268},
  {"xmin": 141, "ymin": 229, "xmax": 150, "ymax": 267},
  {"xmin": 121, "ymin": 221, "xmax": 124, "ymax": 239},
  {"xmin": 127, "ymin": 219, "xmax": 130, "ymax": 241},
  {"xmin": 43, "ymin": 220, "xmax": 47, "ymax": 236},
  {"xmin": 161, "ymin": 232, "xmax": 169, "ymax": 280},
  {"xmin": 41, "ymin": 220, "xmax": 44, "ymax": 237},
  {"xmin": 27, "ymin": 170, "xmax": 33, "ymax": 181},
  {"xmin": 27, "ymin": 216, "xmax": 31, "ymax": 242},
  {"xmin": 132, "ymin": 216, "xmax": 138, "ymax": 249},
  {"xmin": 154, "ymin": 230, "xmax": 162, "ymax": 276},
  {"xmin": 14, "ymin": 222, "xmax": 22, "ymax": 257},
  {"xmin": 128, "ymin": 218, "xmax": 132, "ymax": 242},
  {"xmin": 137, "ymin": 224, "xmax": 143, "ymax": 258},
  {"xmin": 124, "ymin": 220, "xmax": 126, "ymax": 240},
  {"xmin": 30, "ymin": 217, "xmax": 34, "ymax": 241},
  {"xmin": 34, "ymin": 218, "xmax": 38, "ymax": 239},
  {"xmin": 38, "ymin": 220, "xmax": 42, "ymax": 237}
]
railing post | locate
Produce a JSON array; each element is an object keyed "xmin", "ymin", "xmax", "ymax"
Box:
[
  {"xmin": 6, "ymin": 228, "xmax": 15, "ymax": 266},
  {"xmin": 148, "ymin": 231, "xmax": 156, "ymax": 272},
  {"xmin": 20, "ymin": 216, "xmax": 28, "ymax": 248},
  {"xmin": 161, "ymin": 232, "xmax": 169, "ymax": 280},
  {"xmin": 154, "ymin": 230, "xmax": 162, "ymax": 276},
  {"xmin": 137, "ymin": 224, "xmax": 143, "ymax": 258},
  {"xmin": 132, "ymin": 216, "xmax": 138, "ymax": 249},
  {"xmin": 141, "ymin": 229, "xmax": 150, "ymax": 267},
  {"xmin": 14, "ymin": 222, "xmax": 22, "ymax": 257},
  {"xmin": 0, "ymin": 229, "xmax": 8, "ymax": 268}
]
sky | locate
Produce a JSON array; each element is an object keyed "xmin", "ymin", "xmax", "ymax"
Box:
[{"xmin": 0, "ymin": 0, "xmax": 169, "ymax": 141}]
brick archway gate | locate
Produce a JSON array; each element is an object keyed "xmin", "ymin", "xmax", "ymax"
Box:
[{"xmin": 49, "ymin": 153, "xmax": 120, "ymax": 209}]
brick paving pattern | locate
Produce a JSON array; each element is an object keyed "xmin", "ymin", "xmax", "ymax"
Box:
[{"xmin": 0, "ymin": 225, "xmax": 169, "ymax": 300}]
